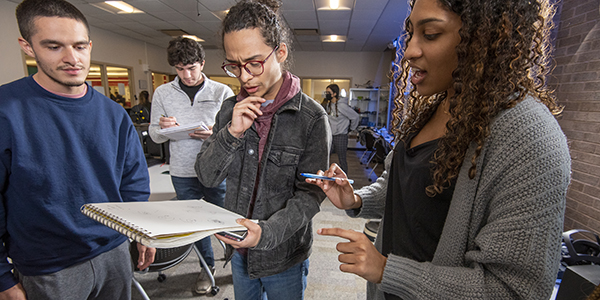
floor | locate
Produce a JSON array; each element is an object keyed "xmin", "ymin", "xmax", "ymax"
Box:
[{"xmin": 132, "ymin": 143, "xmax": 384, "ymax": 300}]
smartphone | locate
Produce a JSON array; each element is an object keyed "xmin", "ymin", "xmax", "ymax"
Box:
[
  {"xmin": 300, "ymin": 173, "xmax": 354, "ymax": 184},
  {"xmin": 217, "ymin": 230, "xmax": 247, "ymax": 242}
]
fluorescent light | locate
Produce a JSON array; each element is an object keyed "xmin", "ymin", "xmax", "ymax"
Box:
[
  {"xmin": 104, "ymin": 1, "xmax": 143, "ymax": 14},
  {"xmin": 321, "ymin": 35, "xmax": 346, "ymax": 42},
  {"xmin": 182, "ymin": 35, "xmax": 205, "ymax": 42},
  {"xmin": 317, "ymin": 0, "xmax": 350, "ymax": 10},
  {"xmin": 330, "ymin": 0, "xmax": 339, "ymax": 9}
]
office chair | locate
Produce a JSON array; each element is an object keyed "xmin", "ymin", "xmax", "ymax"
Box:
[
  {"xmin": 367, "ymin": 137, "xmax": 391, "ymax": 181},
  {"xmin": 358, "ymin": 128, "xmax": 377, "ymax": 165},
  {"xmin": 130, "ymin": 241, "xmax": 220, "ymax": 299}
]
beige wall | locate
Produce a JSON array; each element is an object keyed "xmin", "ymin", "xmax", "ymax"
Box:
[
  {"xmin": 0, "ymin": 0, "xmax": 26, "ymax": 85},
  {"xmin": 0, "ymin": 0, "xmax": 174, "ymax": 101},
  {"xmin": 1, "ymin": 0, "xmax": 392, "ymax": 103},
  {"xmin": 202, "ymin": 49, "xmax": 393, "ymax": 90},
  {"xmin": 88, "ymin": 27, "xmax": 173, "ymax": 98}
]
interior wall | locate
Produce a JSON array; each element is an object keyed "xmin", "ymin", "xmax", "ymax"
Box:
[
  {"xmin": 88, "ymin": 26, "xmax": 173, "ymax": 99},
  {"xmin": 202, "ymin": 49, "xmax": 393, "ymax": 90},
  {"xmin": 0, "ymin": 1, "xmax": 174, "ymax": 102},
  {"xmin": 1, "ymin": 1, "xmax": 393, "ymax": 106},
  {"xmin": 550, "ymin": 0, "xmax": 600, "ymax": 232},
  {"xmin": 0, "ymin": 0, "xmax": 26, "ymax": 85}
]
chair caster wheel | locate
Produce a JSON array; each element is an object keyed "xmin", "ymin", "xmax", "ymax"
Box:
[
  {"xmin": 368, "ymin": 178, "xmax": 372, "ymax": 182},
  {"xmin": 157, "ymin": 274, "xmax": 166, "ymax": 282},
  {"xmin": 211, "ymin": 286, "xmax": 220, "ymax": 296}
]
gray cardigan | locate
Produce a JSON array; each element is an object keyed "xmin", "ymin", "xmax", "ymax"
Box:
[{"xmin": 351, "ymin": 96, "xmax": 571, "ymax": 299}]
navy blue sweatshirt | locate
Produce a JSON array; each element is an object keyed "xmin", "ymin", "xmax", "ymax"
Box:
[{"xmin": 0, "ymin": 76, "xmax": 150, "ymax": 291}]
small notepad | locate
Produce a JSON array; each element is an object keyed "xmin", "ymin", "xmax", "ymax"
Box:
[
  {"xmin": 158, "ymin": 121, "xmax": 208, "ymax": 140},
  {"xmin": 81, "ymin": 200, "xmax": 247, "ymax": 248}
]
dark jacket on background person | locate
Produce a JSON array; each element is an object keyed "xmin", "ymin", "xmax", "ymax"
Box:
[{"xmin": 195, "ymin": 91, "xmax": 331, "ymax": 279}]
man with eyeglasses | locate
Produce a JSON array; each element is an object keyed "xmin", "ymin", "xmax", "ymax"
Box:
[
  {"xmin": 195, "ymin": 3, "xmax": 331, "ymax": 297},
  {"xmin": 148, "ymin": 36, "xmax": 234, "ymax": 295}
]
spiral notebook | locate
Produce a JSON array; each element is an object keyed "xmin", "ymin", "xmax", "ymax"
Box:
[
  {"xmin": 158, "ymin": 121, "xmax": 208, "ymax": 140},
  {"xmin": 81, "ymin": 200, "xmax": 247, "ymax": 248}
]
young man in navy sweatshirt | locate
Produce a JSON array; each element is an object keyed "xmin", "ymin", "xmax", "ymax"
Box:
[{"xmin": 0, "ymin": 0, "xmax": 155, "ymax": 299}]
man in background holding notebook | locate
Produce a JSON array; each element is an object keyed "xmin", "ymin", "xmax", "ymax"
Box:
[
  {"xmin": 0, "ymin": 0, "xmax": 155, "ymax": 299},
  {"xmin": 148, "ymin": 36, "xmax": 234, "ymax": 295}
]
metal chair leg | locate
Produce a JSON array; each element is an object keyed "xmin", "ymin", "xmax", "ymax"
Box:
[
  {"xmin": 132, "ymin": 277, "xmax": 151, "ymax": 300},
  {"xmin": 193, "ymin": 244, "xmax": 218, "ymax": 294}
]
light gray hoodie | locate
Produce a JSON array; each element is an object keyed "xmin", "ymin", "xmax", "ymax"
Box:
[{"xmin": 149, "ymin": 74, "xmax": 234, "ymax": 177}]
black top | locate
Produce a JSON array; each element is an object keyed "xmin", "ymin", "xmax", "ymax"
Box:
[
  {"xmin": 381, "ymin": 134, "xmax": 455, "ymax": 261},
  {"xmin": 178, "ymin": 79, "xmax": 204, "ymax": 105},
  {"xmin": 382, "ymin": 134, "xmax": 455, "ymax": 300}
]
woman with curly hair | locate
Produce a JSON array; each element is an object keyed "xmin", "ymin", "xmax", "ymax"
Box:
[{"xmin": 308, "ymin": 0, "xmax": 571, "ymax": 299}]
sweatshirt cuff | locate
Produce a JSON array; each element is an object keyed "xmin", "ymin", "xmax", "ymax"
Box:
[{"xmin": 0, "ymin": 271, "xmax": 18, "ymax": 293}]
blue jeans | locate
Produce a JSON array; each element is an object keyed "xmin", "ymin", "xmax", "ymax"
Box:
[
  {"xmin": 231, "ymin": 251, "xmax": 309, "ymax": 300},
  {"xmin": 171, "ymin": 176, "xmax": 226, "ymax": 267}
]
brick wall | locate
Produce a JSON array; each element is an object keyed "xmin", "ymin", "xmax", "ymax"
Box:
[{"xmin": 550, "ymin": 0, "xmax": 600, "ymax": 232}]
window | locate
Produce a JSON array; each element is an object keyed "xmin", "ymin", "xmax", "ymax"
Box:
[
  {"xmin": 22, "ymin": 55, "xmax": 134, "ymax": 108},
  {"xmin": 151, "ymin": 72, "xmax": 173, "ymax": 92},
  {"xmin": 106, "ymin": 66, "xmax": 132, "ymax": 108}
]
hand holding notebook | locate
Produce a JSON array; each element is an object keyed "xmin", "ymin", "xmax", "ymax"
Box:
[{"xmin": 81, "ymin": 200, "xmax": 251, "ymax": 248}]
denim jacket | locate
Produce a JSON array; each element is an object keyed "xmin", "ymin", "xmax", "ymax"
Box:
[{"xmin": 195, "ymin": 91, "xmax": 331, "ymax": 278}]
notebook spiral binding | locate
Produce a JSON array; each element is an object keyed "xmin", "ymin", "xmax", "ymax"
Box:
[{"xmin": 81, "ymin": 204, "xmax": 154, "ymax": 244}]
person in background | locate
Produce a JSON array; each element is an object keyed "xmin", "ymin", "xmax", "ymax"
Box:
[
  {"xmin": 321, "ymin": 83, "xmax": 359, "ymax": 174},
  {"xmin": 0, "ymin": 0, "xmax": 155, "ymax": 299},
  {"xmin": 148, "ymin": 36, "xmax": 234, "ymax": 295},
  {"xmin": 309, "ymin": 0, "xmax": 571, "ymax": 299},
  {"xmin": 130, "ymin": 90, "xmax": 151, "ymax": 124},
  {"xmin": 114, "ymin": 91, "xmax": 126, "ymax": 107},
  {"xmin": 195, "ymin": 0, "xmax": 331, "ymax": 299}
]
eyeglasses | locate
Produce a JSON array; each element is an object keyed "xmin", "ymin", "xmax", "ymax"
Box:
[{"xmin": 221, "ymin": 45, "xmax": 279, "ymax": 78}]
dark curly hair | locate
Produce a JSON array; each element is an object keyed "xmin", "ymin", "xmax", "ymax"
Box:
[
  {"xmin": 167, "ymin": 36, "xmax": 205, "ymax": 67},
  {"xmin": 391, "ymin": 0, "xmax": 561, "ymax": 196},
  {"xmin": 221, "ymin": 0, "xmax": 293, "ymax": 70}
]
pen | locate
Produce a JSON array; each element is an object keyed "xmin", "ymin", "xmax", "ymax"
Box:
[
  {"xmin": 300, "ymin": 173, "xmax": 354, "ymax": 184},
  {"xmin": 161, "ymin": 114, "xmax": 179, "ymax": 126}
]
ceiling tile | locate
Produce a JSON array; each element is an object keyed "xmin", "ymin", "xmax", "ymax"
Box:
[
  {"xmin": 317, "ymin": 10, "xmax": 352, "ymax": 21},
  {"xmin": 281, "ymin": 0, "xmax": 314, "ymax": 11},
  {"xmin": 282, "ymin": 10, "xmax": 317, "ymax": 21},
  {"xmin": 295, "ymin": 35, "xmax": 322, "ymax": 42},
  {"xmin": 351, "ymin": 9, "xmax": 384, "ymax": 21},
  {"xmin": 146, "ymin": 11, "xmax": 188, "ymax": 22},
  {"xmin": 159, "ymin": 0, "xmax": 211, "ymax": 13},
  {"xmin": 354, "ymin": 0, "xmax": 388, "ymax": 11},
  {"xmin": 127, "ymin": 0, "xmax": 176, "ymax": 13},
  {"xmin": 296, "ymin": 42, "xmax": 323, "ymax": 51},
  {"xmin": 287, "ymin": 20, "xmax": 319, "ymax": 29},
  {"xmin": 63, "ymin": 0, "xmax": 410, "ymax": 53},
  {"xmin": 196, "ymin": 0, "xmax": 237, "ymax": 11}
]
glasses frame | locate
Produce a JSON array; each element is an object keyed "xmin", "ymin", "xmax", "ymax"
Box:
[{"xmin": 221, "ymin": 45, "xmax": 280, "ymax": 78}]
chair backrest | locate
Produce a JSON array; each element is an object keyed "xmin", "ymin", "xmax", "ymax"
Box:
[
  {"xmin": 359, "ymin": 129, "xmax": 377, "ymax": 150},
  {"xmin": 562, "ymin": 229, "xmax": 600, "ymax": 266},
  {"xmin": 130, "ymin": 241, "xmax": 194, "ymax": 272},
  {"xmin": 373, "ymin": 138, "xmax": 391, "ymax": 162}
]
